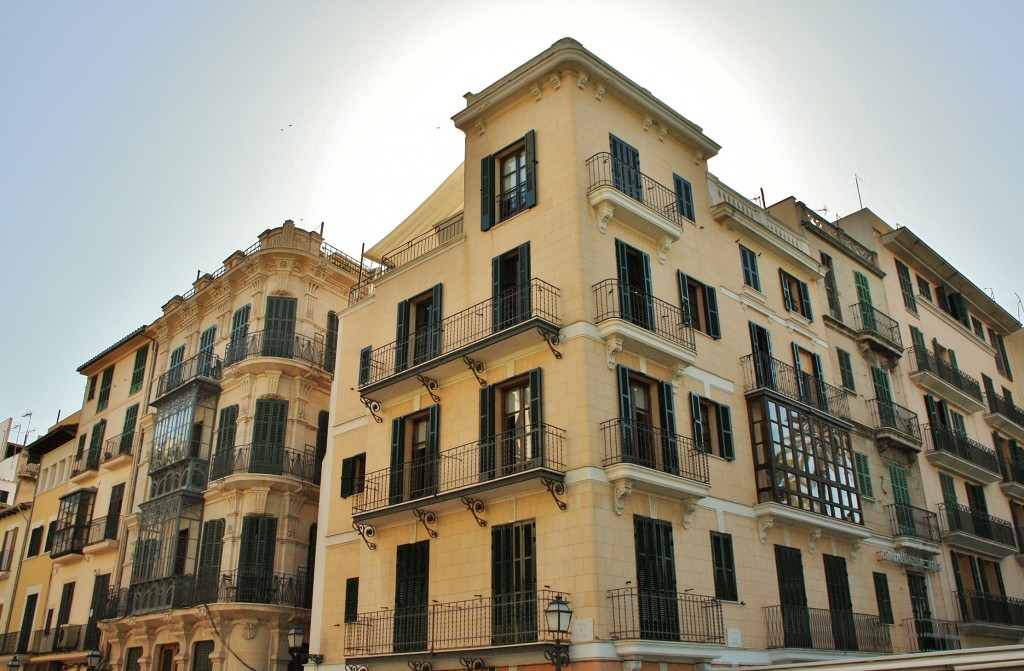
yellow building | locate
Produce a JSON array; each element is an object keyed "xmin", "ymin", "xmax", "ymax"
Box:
[{"xmin": 316, "ymin": 38, "xmax": 1024, "ymax": 671}]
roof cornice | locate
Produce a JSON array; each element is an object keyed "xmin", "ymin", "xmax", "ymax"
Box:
[{"xmin": 452, "ymin": 38, "xmax": 721, "ymax": 158}]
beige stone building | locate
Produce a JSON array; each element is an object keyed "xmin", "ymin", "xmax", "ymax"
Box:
[{"xmin": 315, "ymin": 38, "xmax": 1024, "ymax": 671}]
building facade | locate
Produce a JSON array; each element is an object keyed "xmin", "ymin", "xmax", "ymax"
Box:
[{"xmin": 315, "ymin": 38, "xmax": 1024, "ymax": 671}]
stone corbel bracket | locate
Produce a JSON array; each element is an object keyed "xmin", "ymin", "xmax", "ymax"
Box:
[
  {"xmin": 604, "ymin": 337, "xmax": 623, "ymax": 369},
  {"xmin": 808, "ymin": 529, "xmax": 822, "ymax": 554},
  {"xmin": 682, "ymin": 500, "xmax": 699, "ymax": 529},
  {"xmin": 614, "ymin": 480, "xmax": 633, "ymax": 515},
  {"xmin": 759, "ymin": 516, "xmax": 774, "ymax": 544}
]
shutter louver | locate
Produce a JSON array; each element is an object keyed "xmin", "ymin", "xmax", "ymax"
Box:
[
  {"xmin": 481, "ymin": 155, "xmax": 495, "ymax": 231},
  {"xmin": 523, "ymin": 130, "xmax": 537, "ymax": 209}
]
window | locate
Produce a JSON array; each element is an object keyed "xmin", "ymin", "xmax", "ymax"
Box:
[
  {"xmin": 252, "ymin": 399, "xmax": 287, "ymax": 474},
  {"xmin": 52, "ymin": 489, "xmax": 96, "ymax": 558},
  {"xmin": 315, "ymin": 410, "xmax": 329, "ymax": 484},
  {"xmin": 895, "ymin": 260, "xmax": 917, "ymax": 313},
  {"xmin": 837, "ymin": 349, "xmax": 855, "ymax": 391},
  {"xmin": 325, "ymin": 310, "xmax": 339, "ymax": 372},
  {"xmin": 340, "ymin": 454, "xmax": 366, "ymax": 498},
  {"xmin": 86, "ymin": 375, "xmax": 97, "ymax": 401},
  {"xmin": 480, "ymin": 369, "xmax": 544, "ymax": 479},
  {"xmin": 389, "ymin": 406, "xmax": 440, "ymax": 504},
  {"xmin": 358, "ymin": 346, "xmax": 372, "ymax": 386},
  {"xmin": 396, "ymin": 284, "xmax": 443, "ymax": 371},
  {"xmin": 610, "ymin": 134, "xmax": 643, "ymax": 201},
  {"xmin": 971, "ymin": 316, "xmax": 985, "ymax": 339},
  {"xmin": 96, "ymin": 365, "xmax": 114, "ymax": 411},
  {"xmin": 740, "ymin": 246, "xmax": 760, "ymax": 291},
  {"xmin": 674, "ymin": 174, "xmax": 695, "ymax": 222},
  {"xmin": 238, "ymin": 516, "xmax": 277, "ymax": 603},
  {"xmin": 129, "ymin": 345, "xmax": 149, "ymax": 394},
  {"xmin": 792, "ymin": 343, "xmax": 826, "ymax": 408},
  {"xmin": 779, "ymin": 269, "xmax": 813, "ymax": 320},
  {"xmin": 710, "ymin": 532, "xmax": 737, "ymax": 601},
  {"xmin": 394, "ymin": 540, "xmax": 429, "ymax": 652},
  {"xmin": 44, "ymin": 520, "xmax": 56, "ymax": 553},
  {"xmin": 192, "ymin": 641, "xmax": 214, "ymax": 671},
  {"xmin": 950, "ymin": 551, "xmax": 1005, "ymax": 601},
  {"xmin": 197, "ymin": 325, "xmax": 217, "ymax": 375},
  {"xmin": 634, "ymin": 516, "xmax": 678, "ymax": 640},
  {"xmin": 167, "ymin": 344, "xmax": 186, "ymax": 386},
  {"xmin": 26, "ymin": 526, "xmax": 43, "ymax": 558},
  {"xmin": 264, "ymin": 296, "xmax": 297, "ymax": 358},
  {"xmin": 125, "ymin": 648, "xmax": 143, "ymax": 671},
  {"xmin": 616, "ymin": 366, "xmax": 680, "ymax": 474},
  {"xmin": 916, "ymin": 275, "xmax": 932, "ymax": 301},
  {"xmin": 774, "ymin": 546, "xmax": 810, "ymax": 647},
  {"xmin": 195, "ymin": 518, "xmax": 225, "ymax": 602},
  {"xmin": 344, "ymin": 577, "xmax": 360, "ymax": 623},
  {"xmin": 215, "ymin": 405, "xmax": 238, "ymax": 453},
  {"xmin": 823, "ymin": 554, "xmax": 857, "ymax": 650},
  {"xmin": 689, "ymin": 394, "xmax": 733, "ymax": 459},
  {"xmin": 678, "ymin": 271, "xmax": 720, "ymax": 338},
  {"xmin": 854, "ymin": 451, "xmax": 873, "ymax": 499},
  {"xmin": 935, "ymin": 285, "xmax": 971, "ymax": 327},
  {"xmin": 481, "ymin": 130, "xmax": 537, "ymax": 229},
  {"xmin": 820, "ymin": 253, "xmax": 841, "ymax": 320},
  {"xmin": 226, "ymin": 304, "xmax": 251, "ymax": 365},
  {"xmin": 493, "ymin": 243, "xmax": 531, "ymax": 331},
  {"xmin": 615, "ymin": 239, "xmax": 654, "ymax": 330},
  {"xmin": 0, "ymin": 528, "xmax": 17, "ymax": 571},
  {"xmin": 492, "ymin": 520, "xmax": 537, "ymax": 645},
  {"xmin": 989, "ymin": 328, "xmax": 1013, "ymax": 380}
]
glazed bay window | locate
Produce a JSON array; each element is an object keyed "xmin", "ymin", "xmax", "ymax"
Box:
[
  {"xmin": 780, "ymin": 269, "xmax": 813, "ymax": 320},
  {"xmin": 678, "ymin": 271, "xmax": 720, "ymax": 338},
  {"xmin": 52, "ymin": 488, "xmax": 96, "ymax": 558},
  {"xmin": 481, "ymin": 130, "xmax": 537, "ymax": 229},
  {"xmin": 689, "ymin": 394, "xmax": 733, "ymax": 459}
]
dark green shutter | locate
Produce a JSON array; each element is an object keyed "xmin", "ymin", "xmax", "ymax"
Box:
[
  {"xmin": 325, "ymin": 311, "xmax": 339, "ymax": 371},
  {"xmin": 481, "ymin": 154, "xmax": 495, "ymax": 231},
  {"xmin": 658, "ymin": 379, "xmax": 678, "ymax": 474},
  {"xmin": 838, "ymin": 349, "xmax": 855, "ymax": 391},
  {"xmin": 196, "ymin": 519, "xmax": 225, "ymax": 600},
  {"xmin": 717, "ymin": 404, "xmax": 734, "ymax": 459},
  {"xmin": 341, "ymin": 457, "xmax": 355, "ymax": 498},
  {"xmin": 395, "ymin": 299, "xmax": 410, "ymax": 373},
  {"xmin": 690, "ymin": 393, "xmax": 706, "ymax": 453},
  {"xmin": 633, "ymin": 516, "xmax": 679, "ymax": 639},
  {"xmin": 799, "ymin": 280, "xmax": 813, "ymax": 321},
  {"xmin": 774, "ymin": 545, "xmax": 810, "ymax": 647},
  {"xmin": 779, "ymin": 269, "xmax": 794, "ymax": 311},
  {"xmin": 678, "ymin": 272, "xmax": 693, "ymax": 327},
  {"xmin": 889, "ymin": 465, "xmax": 911, "ymax": 506},
  {"xmin": 516, "ymin": 242, "xmax": 532, "ymax": 321},
  {"xmin": 315, "ymin": 410, "xmax": 329, "ymax": 484},
  {"xmin": 617, "ymin": 365, "xmax": 635, "ymax": 459},
  {"xmin": 428, "ymin": 284, "xmax": 443, "ymax": 359},
  {"xmin": 130, "ymin": 345, "xmax": 149, "ymax": 394},
  {"xmin": 479, "ymin": 385, "xmax": 496, "ymax": 479},
  {"xmin": 252, "ymin": 399, "xmax": 287, "ymax": 474},
  {"xmin": 640, "ymin": 248, "xmax": 654, "ymax": 327},
  {"xmin": 674, "ymin": 174, "xmax": 694, "ymax": 221},
  {"xmin": 215, "ymin": 405, "xmax": 238, "ymax": 452},
  {"xmin": 264, "ymin": 296, "xmax": 296, "ymax": 358},
  {"xmin": 895, "ymin": 260, "xmax": 916, "ymax": 311},
  {"xmin": 615, "ymin": 239, "xmax": 632, "ymax": 323},
  {"xmin": 528, "ymin": 368, "xmax": 543, "ymax": 461},
  {"xmin": 523, "ymin": 130, "xmax": 537, "ymax": 209},
  {"xmin": 394, "ymin": 541, "xmax": 429, "ymax": 652},
  {"xmin": 872, "ymin": 572, "xmax": 894, "ymax": 624},
  {"xmin": 426, "ymin": 404, "xmax": 440, "ymax": 495},
  {"xmin": 910, "ymin": 326, "xmax": 928, "ymax": 370},
  {"xmin": 711, "ymin": 532, "xmax": 737, "ymax": 601},
  {"xmin": 704, "ymin": 285, "xmax": 720, "ymax": 338},
  {"xmin": 97, "ymin": 366, "xmax": 114, "ymax": 410},
  {"xmin": 389, "ymin": 418, "xmax": 406, "ymax": 503},
  {"xmin": 239, "ymin": 516, "xmax": 276, "ymax": 603},
  {"xmin": 940, "ymin": 473, "xmax": 958, "ymax": 506},
  {"xmin": 344, "ymin": 577, "xmax": 360, "ymax": 623},
  {"xmin": 358, "ymin": 346, "xmax": 372, "ymax": 386},
  {"xmin": 854, "ymin": 452, "xmax": 873, "ymax": 498}
]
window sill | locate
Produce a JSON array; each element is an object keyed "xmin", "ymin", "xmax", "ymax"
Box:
[
  {"xmin": 742, "ymin": 285, "xmax": 767, "ymax": 304},
  {"xmin": 785, "ymin": 310, "xmax": 812, "ymax": 326}
]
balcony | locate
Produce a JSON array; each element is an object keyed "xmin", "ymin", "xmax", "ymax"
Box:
[
  {"xmin": 1000, "ymin": 459, "xmax": 1024, "ymax": 501},
  {"xmin": 84, "ymin": 515, "xmax": 119, "ymax": 553},
  {"xmin": 50, "ymin": 523, "xmax": 89, "ymax": 560},
  {"xmin": 985, "ymin": 391, "xmax": 1024, "ymax": 442},
  {"xmin": 800, "ymin": 211, "xmax": 881, "ymax": 273},
  {"xmin": 586, "ymin": 152, "xmax": 688, "ymax": 257},
  {"xmin": 764, "ymin": 605, "xmax": 891, "ymax": 653},
  {"xmin": 608, "ymin": 588, "xmax": 723, "ymax": 645},
  {"xmin": 741, "ymin": 353, "xmax": 850, "ymax": 421},
  {"xmin": 925, "ymin": 425, "xmax": 1001, "ymax": 484},
  {"xmin": 71, "ymin": 448, "xmax": 101, "ymax": 478},
  {"xmin": 886, "ymin": 503, "xmax": 941, "ymax": 555},
  {"xmin": 154, "ymin": 352, "xmax": 223, "ymax": 402},
  {"xmin": 224, "ymin": 330, "xmax": 333, "ymax": 376},
  {"xmin": 352, "ymin": 424, "xmax": 566, "ymax": 524},
  {"xmin": 867, "ymin": 399, "xmax": 922, "ymax": 453},
  {"xmin": 359, "ymin": 278, "xmax": 560, "ymax": 399},
  {"xmin": 102, "ymin": 429, "xmax": 135, "ymax": 466},
  {"xmin": 601, "ymin": 419, "xmax": 710, "ymax": 507},
  {"xmin": 346, "ymin": 589, "xmax": 568, "ymax": 657},
  {"xmin": 908, "ymin": 348, "xmax": 985, "ymax": 413},
  {"xmin": 210, "ymin": 442, "xmax": 318, "ymax": 487},
  {"xmin": 849, "ymin": 303, "xmax": 903, "ymax": 362},
  {"xmin": 29, "ymin": 624, "xmax": 86, "ymax": 655},
  {"xmin": 380, "ymin": 214, "xmax": 464, "ymax": 273},
  {"xmin": 939, "ymin": 503, "xmax": 1018, "ymax": 558},
  {"xmin": 708, "ymin": 174, "xmax": 821, "ymax": 278},
  {"xmin": 903, "ymin": 618, "xmax": 960, "ymax": 653},
  {"xmin": 592, "ymin": 279, "xmax": 697, "ymax": 370},
  {"xmin": 955, "ymin": 591, "xmax": 1024, "ymax": 638},
  {"xmin": 194, "ymin": 569, "xmax": 310, "ymax": 609}
]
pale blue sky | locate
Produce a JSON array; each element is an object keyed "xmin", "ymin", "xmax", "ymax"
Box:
[{"xmin": 2, "ymin": 0, "xmax": 1022, "ymax": 441}]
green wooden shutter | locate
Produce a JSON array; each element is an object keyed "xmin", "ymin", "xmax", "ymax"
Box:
[
  {"xmin": 940, "ymin": 473, "xmax": 958, "ymax": 505},
  {"xmin": 690, "ymin": 393, "xmax": 706, "ymax": 453},
  {"xmin": 717, "ymin": 404, "xmax": 734, "ymax": 460},
  {"xmin": 615, "ymin": 240, "xmax": 633, "ymax": 323},
  {"xmin": 481, "ymin": 154, "xmax": 495, "ymax": 231},
  {"xmin": 394, "ymin": 541, "xmax": 429, "ymax": 652},
  {"xmin": 658, "ymin": 379, "xmax": 679, "ymax": 474},
  {"xmin": 252, "ymin": 399, "xmax": 287, "ymax": 474},
  {"xmin": 97, "ymin": 366, "xmax": 114, "ymax": 410},
  {"xmin": 872, "ymin": 572, "xmax": 894, "ymax": 625},
  {"xmin": 633, "ymin": 516, "xmax": 679, "ymax": 639},
  {"xmin": 215, "ymin": 405, "xmax": 238, "ymax": 452},
  {"xmin": 910, "ymin": 326, "xmax": 928, "ymax": 370},
  {"xmin": 325, "ymin": 311, "xmax": 339, "ymax": 371},
  {"xmin": 889, "ymin": 465, "xmax": 911, "ymax": 506},
  {"xmin": 358, "ymin": 346, "xmax": 372, "ymax": 386},
  {"xmin": 965, "ymin": 482, "xmax": 988, "ymax": 515},
  {"xmin": 779, "ymin": 269, "xmax": 794, "ymax": 311},
  {"xmin": 428, "ymin": 284, "xmax": 443, "ymax": 359},
  {"xmin": 527, "ymin": 368, "xmax": 544, "ymax": 462},
  {"xmin": 198, "ymin": 325, "xmax": 217, "ymax": 373},
  {"xmin": 389, "ymin": 417, "xmax": 406, "ymax": 503},
  {"xmin": 871, "ymin": 366, "xmax": 892, "ymax": 402},
  {"xmin": 516, "ymin": 242, "xmax": 532, "ymax": 322},
  {"xmin": 895, "ymin": 260, "xmax": 917, "ymax": 311},
  {"xmin": 120, "ymin": 405, "xmax": 139, "ymax": 455},
  {"xmin": 238, "ymin": 516, "xmax": 277, "ymax": 603},
  {"xmin": 710, "ymin": 532, "xmax": 737, "ymax": 601},
  {"xmin": 610, "ymin": 134, "xmax": 642, "ymax": 201},
  {"xmin": 774, "ymin": 545, "xmax": 810, "ymax": 647},
  {"xmin": 674, "ymin": 174, "xmax": 695, "ymax": 221},
  {"xmin": 340, "ymin": 457, "xmax": 355, "ymax": 498},
  {"xmin": 854, "ymin": 271, "xmax": 873, "ymax": 306},
  {"xmin": 838, "ymin": 349, "xmax": 855, "ymax": 391},
  {"xmin": 426, "ymin": 404, "xmax": 440, "ymax": 495},
  {"xmin": 196, "ymin": 518, "xmax": 225, "ymax": 600},
  {"xmin": 640, "ymin": 248, "xmax": 654, "ymax": 328},
  {"xmin": 798, "ymin": 280, "xmax": 813, "ymax": 320},
  {"xmin": 523, "ymin": 130, "xmax": 537, "ymax": 209},
  {"xmin": 704, "ymin": 285, "xmax": 721, "ymax": 338},
  {"xmin": 129, "ymin": 345, "xmax": 149, "ymax": 394},
  {"xmin": 854, "ymin": 452, "xmax": 873, "ymax": 498},
  {"xmin": 677, "ymin": 272, "xmax": 693, "ymax": 327},
  {"xmin": 344, "ymin": 577, "xmax": 360, "ymax": 623},
  {"xmin": 264, "ymin": 296, "xmax": 296, "ymax": 358},
  {"xmin": 479, "ymin": 384, "xmax": 496, "ymax": 479},
  {"xmin": 617, "ymin": 365, "xmax": 635, "ymax": 459}
]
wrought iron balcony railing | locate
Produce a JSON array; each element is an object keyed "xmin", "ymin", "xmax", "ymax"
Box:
[
  {"xmin": 608, "ymin": 588, "xmax": 723, "ymax": 643},
  {"xmin": 868, "ymin": 399, "xmax": 922, "ymax": 442},
  {"xmin": 904, "ymin": 618, "xmax": 960, "ymax": 652},
  {"xmin": 352, "ymin": 424, "xmax": 565, "ymax": 515},
  {"xmin": 1003, "ymin": 459, "xmax": 1024, "ymax": 489},
  {"xmin": 764, "ymin": 605, "xmax": 891, "ymax": 653},
  {"xmin": 741, "ymin": 353, "xmax": 850, "ymax": 420},
  {"xmin": 156, "ymin": 352, "xmax": 223, "ymax": 399},
  {"xmin": 939, "ymin": 503, "xmax": 1017, "ymax": 548},
  {"xmin": 380, "ymin": 214, "xmax": 464, "ymax": 271},
  {"xmin": 194, "ymin": 569, "xmax": 310, "ymax": 608},
  {"xmin": 600, "ymin": 419, "xmax": 709, "ymax": 485},
  {"xmin": 886, "ymin": 503, "xmax": 940, "ymax": 542},
  {"xmin": 31, "ymin": 624, "xmax": 86, "ymax": 654},
  {"xmin": 85, "ymin": 515, "xmax": 119, "ymax": 545},
  {"xmin": 360, "ymin": 278, "xmax": 560, "ymax": 387},
  {"xmin": 224, "ymin": 330, "xmax": 331, "ymax": 372},
  {"xmin": 987, "ymin": 391, "xmax": 1024, "ymax": 429},
  {"xmin": 801, "ymin": 212, "xmax": 880, "ymax": 269},
  {"xmin": 926, "ymin": 425, "xmax": 1000, "ymax": 474},
  {"xmin": 0, "ymin": 632, "xmax": 18, "ymax": 655},
  {"xmin": 103, "ymin": 429, "xmax": 136, "ymax": 461},
  {"xmin": 72, "ymin": 448, "xmax": 101, "ymax": 476},
  {"xmin": 593, "ymin": 279, "xmax": 696, "ymax": 351},
  {"xmin": 345, "ymin": 589, "xmax": 568, "ymax": 656},
  {"xmin": 955, "ymin": 591, "xmax": 1024, "ymax": 628},
  {"xmin": 850, "ymin": 303, "xmax": 903, "ymax": 350},
  {"xmin": 210, "ymin": 443, "xmax": 318, "ymax": 484},
  {"xmin": 909, "ymin": 347, "xmax": 984, "ymax": 403},
  {"xmin": 586, "ymin": 152, "xmax": 691, "ymax": 228}
]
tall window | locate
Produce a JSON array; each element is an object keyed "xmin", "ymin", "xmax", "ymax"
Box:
[
  {"xmin": 616, "ymin": 366, "xmax": 678, "ymax": 474},
  {"xmin": 740, "ymin": 246, "xmax": 760, "ymax": 291},
  {"xmin": 238, "ymin": 516, "xmax": 277, "ymax": 603},
  {"xmin": 873, "ymin": 572, "xmax": 894, "ymax": 624},
  {"xmin": 97, "ymin": 365, "xmax": 114, "ymax": 411},
  {"xmin": 610, "ymin": 134, "xmax": 643, "ymax": 201},
  {"xmin": 678, "ymin": 271, "xmax": 720, "ymax": 338},
  {"xmin": 492, "ymin": 243, "xmax": 531, "ymax": 332},
  {"xmin": 129, "ymin": 345, "xmax": 149, "ymax": 394},
  {"xmin": 252, "ymin": 399, "xmax": 287, "ymax": 475},
  {"xmin": 195, "ymin": 518, "xmax": 225, "ymax": 602},
  {"xmin": 394, "ymin": 540, "xmax": 429, "ymax": 652},
  {"xmin": 837, "ymin": 349, "xmax": 855, "ymax": 391},
  {"xmin": 690, "ymin": 394, "xmax": 733, "ymax": 459},
  {"xmin": 780, "ymin": 269, "xmax": 813, "ymax": 320},
  {"xmin": 775, "ymin": 545, "xmax": 810, "ymax": 647},
  {"xmin": 895, "ymin": 260, "xmax": 917, "ymax": 312},
  {"xmin": 395, "ymin": 284, "xmax": 442, "ymax": 371},
  {"xmin": 674, "ymin": 174, "xmax": 695, "ymax": 221},
  {"xmin": 226, "ymin": 304, "xmax": 251, "ymax": 364},
  {"xmin": 480, "ymin": 369, "xmax": 543, "ymax": 479},
  {"xmin": 389, "ymin": 405, "xmax": 440, "ymax": 504},
  {"xmin": 481, "ymin": 130, "xmax": 537, "ymax": 230},
  {"xmin": 823, "ymin": 554, "xmax": 856, "ymax": 650},
  {"xmin": 344, "ymin": 577, "xmax": 360, "ymax": 623},
  {"xmin": 710, "ymin": 532, "xmax": 737, "ymax": 600},
  {"xmin": 492, "ymin": 520, "xmax": 537, "ymax": 645},
  {"xmin": 634, "ymin": 516, "xmax": 678, "ymax": 640},
  {"xmin": 615, "ymin": 240, "xmax": 653, "ymax": 330},
  {"xmin": 264, "ymin": 296, "xmax": 297, "ymax": 358}
]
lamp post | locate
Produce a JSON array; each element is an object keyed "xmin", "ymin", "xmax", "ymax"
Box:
[
  {"xmin": 543, "ymin": 594, "xmax": 573, "ymax": 671},
  {"xmin": 287, "ymin": 626, "xmax": 324, "ymax": 667},
  {"xmin": 86, "ymin": 650, "xmax": 102, "ymax": 670},
  {"xmin": 7, "ymin": 656, "xmax": 19, "ymax": 671}
]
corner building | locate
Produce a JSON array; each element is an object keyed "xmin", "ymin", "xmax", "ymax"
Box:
[{"xmin": 317, "ymin": 39, "xmax": 1024, "ymax": 671}]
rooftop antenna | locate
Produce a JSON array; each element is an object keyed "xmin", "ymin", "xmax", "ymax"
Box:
[
  {"xmin": 1015, "ymin": 293, "xmax": 1023, "ymax": 323},
  {"xmin": 19, "ymin": 411, "xmax": 33, "ymax": 445},
  {"xmin": 854, "ymin": 174, "xmax": 864, "ymax": 209}
]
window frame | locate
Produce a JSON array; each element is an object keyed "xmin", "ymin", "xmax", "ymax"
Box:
[
  {"xmin": 779, "ymin": 269, "xmax": 813, "ymax": 320},
  {"xmin": 740, "ymin": 246, "xmax": 760, "ymax": 291},
  {"xmin": 678, "ymin": 271, "xmax": 720, "ymax": 339},
  {"xmin": 481, "ymin": 130, "xmax": 537, "ymax": 230},
  {"xmin": 673, "ymin": 174, "xmax": 695, "ymax": 222},
  {"xmin": 710, "ymin": 531, "xmax": 738, "ymax": 601},
  {"xmin": 340, "ymin": 453, "xmax": 367, "ymax": 498},
  {"xmin": 689, "ymin": 393, "xmax": 733, "ymax": 460},
  {"xmin": 129, "ymin": 345, "xmax": 149, "ymax": 395},
  {"xmin": 837, "ymin": 348, "xmax": 855, "ymax": 392},
  {"xmin": 96, "ymin": 365, "xmax": 114, "ymax": 411}
]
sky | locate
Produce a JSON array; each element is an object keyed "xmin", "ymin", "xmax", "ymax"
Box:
[{"xmin": 2, "ymin": 0, "xmax": 1023, "ymax": 443}]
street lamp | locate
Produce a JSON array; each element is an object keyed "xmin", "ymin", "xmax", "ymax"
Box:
[
  {"xmin": 86, "ymin": 650, "xmax": 102, "ymax": 670},
  {"xmin": 7, "ymin": 656, "xmax": 19, "ymax": 671},
  {"xmin": 543, "ymin": 594, "xmax": 573, "ymax": 671},
  {"xmin": 287, "ymin": 626, "xmax": 324, "ymax": 667}
]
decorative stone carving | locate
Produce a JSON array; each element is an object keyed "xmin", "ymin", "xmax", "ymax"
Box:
[
  {"xmin": 605, "ymin": 338, "xmax": 623, "ymax": 369},
  {"xmin": 265, "ymin": 372, "xmax": 281, "ymax": 396},
  {"xmin": 576, "ymin": 71, "xmax": 589, "ymax": 89},
  {"xmin": 850, "ymin": 541, "xmax": 861, "ymax": 562},
  {"xmin": 240, "ymin": 620, "xmax": 259, "ymax": 640},
  {"xmin": 614, "ymin": 481, "xmax": 633, "ymax": 515},
  {"xmin": 549, "ymin": 72, "xmax": 561, "ymax": 89},
  {"xmin": 658, "ymin": 238, "xmax": 672, "ymax": 264},
  {"xmin": 658, "ymin": 128, "xmax": 668, "ymax": 142},
  {"xmin": 808, "ymin": 529, "xmax": 822, "ymax": 554},
  {"xmin": 623, "ymin": 661, "xmax": 642, "ymax": 671},
  {"xmin": 759, "ymin": 516, "xmax": 774, "ymax": 544},
  {"xmin": 643, "ymin": 117, "xmax": 654, "ymax": 132},
  {"xmin": 670, "ymin": 364, "xmax": 689, "ymax": 393},
  {"xmin": 475, "ymin": 121, "xmax": 485, "ymax": 135},
  {"xmin": 682, "ymin": 500, "xmax": 699, "ymax": 529},
  {"xmin": 595, "ymin": 83, "xmax": 606, "ymax": 101},
  {"xmin": 694, "ymin": 151, "xmax": 705, "ymax": 164},
  {"xmin": 530, "ymin": 82, "xmax": 542, "ymax": 102},
  {"xmin": 252, "ymin": 488, "xmax": 269, "ymax": 514},
  {"xmin": 597, "ymin": 205, "xmax": 613, "ymax": 233}
]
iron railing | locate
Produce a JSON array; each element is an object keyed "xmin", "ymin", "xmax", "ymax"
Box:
[
  {"xmin": 209, "ymin": 443, "xmax": 318, "ymax": 484},
  {"xmin": 955, "ymin": 591, "xmax": 1024, "ymax": 627},
  {"xmin": 987, "ymin": 390, "xmax": 1024, "ymax": 428},
  {"xmin": 72, "ymin": 448, "xmax": 101, "ymax": 476},
  {"xmin": 801, "ymin": 212, "xmax": 880, "ymax": 268},
  {"xmin": 938, "ymin": 503, "xmax": 1017, "ymax": 548},
  {"xmin": 593, "ymin": 279, "xmax": 696, "ymax": 352},
  {"xmin": 30, "ymin": 624, "xmax": 85, "ymax": 654},
  {"xmin": 886, "ymin": 503, "xmax": 940, "ymax": 542},
  {"xmin": 600, "ymin": 418, "xmax": 709, "ymax": 485},
  {"xmin": 353, "ymin": 424, "xmax": 565, "ymax": 514},
  {"xmin": 194, "ymin": 569, "xmax": 310, "ymax": 608},
  {"xmin": 908, "ymin": 347, "xmax": 984, "ymax": 403},
  {"xmin": 586, "ymin": 152, "xmax": 691, "ymax": 228},
  {"xmin": 0, "ymin": 632, "xmax": 18, "ymax": 655},
  {"xmin": 741, "ymin": 353, "xmax": 850, "ymax": 420},
  {"xmin": 156, "ymin": 352, "xmax": 223, "ymax": 398},
  {"xmin": 764, "ymin": 605, "xmax": 891, "ymax": 653},
  {"xmin": 850, "ymin": 303, "xmax": 903, "ymax": 350},
  {"xmin": 867, "ymin": 399, "xmax": 921, "ymax": 442},
  {"xmin": 103, "ymin": 429, "xmax": 136, "ymax": 461},
  {"xmin": 85, "ymin": 515, "xmax": 119, "ymax": 545},
  {"xmin": 904, "ymin": 618, "xmax": 960, "ymax": 652},
  {"xmin": 379, "ymin": 214, "xmax": 464, "ymax": 270},
  {"xmin": 608, "ymin": 588, "xmax": 723, "ymax": 643},
  {"xmin": 360, "ymin": 278, "xmax": 560, "ymax": 387},
  {"xmin": 224, "ymin": 330, "xmax": 330, "ymax": 371},
  {"xmin": 345, "ymin": 590, "xmax": 567, "ymax": 656},
  {"xmin": 1002, "ymin": 459, "xmax": 1024, "ymax": 490},
  {"xmin": 926, "ymin": 425, "xmax": 1000, "ymax": 474}
]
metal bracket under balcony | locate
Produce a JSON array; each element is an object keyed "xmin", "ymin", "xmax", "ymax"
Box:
[
  {"xmin": 593, "ymin": 279, "xmax": 697, "ymax": 371},
  {"xmin": 867, "ymin": 399, "xmax": 923, "ymax": 454},
  {"xmin": 908, "ymin": 348, "xmax": 985, "ymax": 413},
  {"xmin": 849, "ymin": 303, "xmax": 903, "ymax": 364},
  {"xmin": 939, "ymin": 503, "xmax": 1018, "ymax": 558},
  {"xmin": 358, "ymin": 279, "xmax": 560, "ymax": 402},
  {"xmin": 984, "ymin": 392, "xmax": 1024, "ymax": 443},
  {"xmin": 924, "ymin": 425, "xmax": 1001, "ymax": 485}
]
